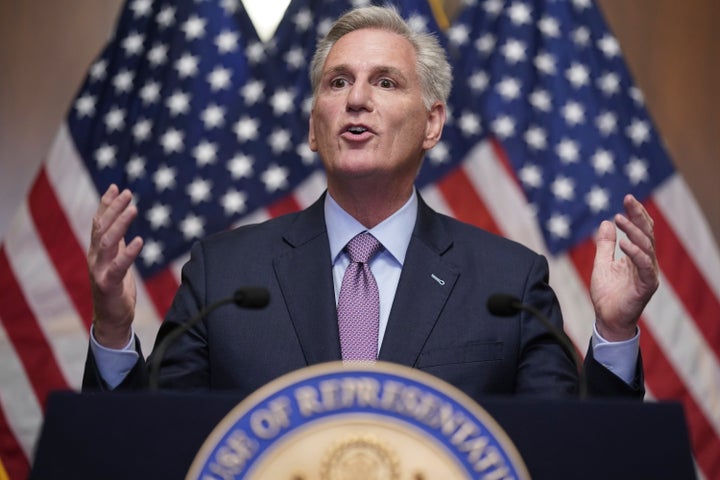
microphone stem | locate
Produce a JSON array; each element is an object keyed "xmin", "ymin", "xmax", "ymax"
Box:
[{"xmin": 148, "ymin": 297, "xmax": 236, "ymax": 391}]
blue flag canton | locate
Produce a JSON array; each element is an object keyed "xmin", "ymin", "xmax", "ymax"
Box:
[{"xmin": 434, "ymin": 0, "xmax": 675, "ymax": 254}]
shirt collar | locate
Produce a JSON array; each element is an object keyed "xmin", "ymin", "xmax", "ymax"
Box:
[{"xmin": 325, "ymin": 190, "xmax": 418, "ymax": 266}]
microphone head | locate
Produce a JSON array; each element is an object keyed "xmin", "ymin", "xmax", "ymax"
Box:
[
  {"xmin": 233, "ymin": 287, "xmax": 270, "ymax": 308},
  {"xmin": 487, "ymin": 293, "xmax": 522, "ymax": 317}
]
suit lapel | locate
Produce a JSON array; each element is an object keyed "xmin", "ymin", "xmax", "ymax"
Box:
[
  {"xmin": 273, "ymin": 195, "xmax": 342, "ymax": 365},
  {"xmin": 379, "ymin": 197, "xmax": 459, "ymax": 366}
]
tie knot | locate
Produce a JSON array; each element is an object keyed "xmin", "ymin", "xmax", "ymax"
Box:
[{"xmin": 345, "ymin": 232, "xmax": 382, "ymax": 264}]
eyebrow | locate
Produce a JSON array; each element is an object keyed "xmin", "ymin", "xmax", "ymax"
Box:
[{"xmin": 323, "ymin": 64, "xmax": 409, "ymax": 83}]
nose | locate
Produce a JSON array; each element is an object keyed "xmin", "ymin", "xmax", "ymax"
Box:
[{"xmin": 346, "ymin": 81, "xmax": 373, "ymax": 112}]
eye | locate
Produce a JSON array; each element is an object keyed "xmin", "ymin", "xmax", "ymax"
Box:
[
  {"xmin": 378, "ymin": 78, "xmax": 395, "ymax": 89},
  {"xmin": 330, "ymin": 78, "xmax": 348, "ymax": 89}
]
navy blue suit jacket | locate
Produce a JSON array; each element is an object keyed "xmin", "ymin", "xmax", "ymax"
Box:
[{"xmin": 84, "ymin": 193, "xmax": 642, "ymax": 401}]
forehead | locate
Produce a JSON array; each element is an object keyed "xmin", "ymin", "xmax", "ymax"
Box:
[{"xmin": 323, "ymin": 28, "xmax": 418, "ymax": 74}]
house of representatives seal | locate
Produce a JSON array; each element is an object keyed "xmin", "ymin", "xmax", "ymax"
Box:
[{"xmin": 186, "ymin": 361, "xmax": 529, "ymax": 479}]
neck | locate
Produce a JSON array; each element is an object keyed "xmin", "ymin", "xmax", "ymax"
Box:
[{"xmin": 328, "ymin": 182, "xmax": 413, "ymax": 229}]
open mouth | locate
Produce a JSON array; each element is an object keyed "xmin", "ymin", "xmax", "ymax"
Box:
[{"xmin": 347, "ymin": 125, "xmax": 369, "ymax": 135}]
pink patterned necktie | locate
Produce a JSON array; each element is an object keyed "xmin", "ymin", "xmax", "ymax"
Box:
[{"xmin": 337, "ymin": 232, "xmax": 383, "ymax": 362}]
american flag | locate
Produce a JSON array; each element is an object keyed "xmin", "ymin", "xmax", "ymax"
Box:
[{"xmin": 1, "ymin": 0, "xmax": 718, "ymax": 478}]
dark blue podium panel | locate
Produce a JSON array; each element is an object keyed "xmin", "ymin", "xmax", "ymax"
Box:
[{"xmin": 30, "ymin": 391, "xmax": 696, "ymax": 479}]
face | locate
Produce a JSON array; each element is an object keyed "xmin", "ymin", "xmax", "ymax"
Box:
[{"xmin": 309, "ymin": 28, "xmax": 445, "ymax": 193}]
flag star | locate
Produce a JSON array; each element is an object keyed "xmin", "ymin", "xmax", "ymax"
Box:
[
  {"xmin": 160, "ymin": 128, "xmax": 184, "ymax": 154},
  {"xmin": 469, "ymin": 71, "xmax": 489, "ymax": 92},
  {"xmin": 551, "ymin": 175, "xmax": 575, "ymax": 200},
  {"xmin": 571, "ymin": 27, "xmax": 590, "ymax": 47},
  {"xmin": 626, "ymin": 119, "xmax": 650, "ymax": 145},
  {"xmin": 94, "ymin": 144, "xmax": 116, "ymax": 169},
  {"xmin": 246, "ymin": 42, "xmax": 266, "ymax": 64},
  {"xmin": 302, "ymin": 95, "xmax": 313, "ymax": 117},
  {"xmin": 474, "ymin": 33, "xmax": 496, "ymax": 55},
  {"xmin": 591, "ymin": 149, "xmax": 615, "ymax": 175},
  {"xmin": 215, "ymin": 30, "xmax": 239, "ymax": 53},
  {"xmin": 233, "ymin": 116, "xmax": 260, "ymax": 142},
  {"xmin": 519, "ymin": 163, "xmax": 543, "ymax": 188},
  {"xmin": 220, "ymin": 188, "xmax": 248, "ymax": 215},
  {"xmin": 427, "ymin": 141, "xmax": 450, "ymax": 165},
  {"xmin": 629, "ymin": 87, "xmax": 645, "ymax": 105},
  {"xmin": 483, "ymin": 0, "xmax": 503, "ymax": 16},
  {"xmin": 182, "ymin": 15, "xmax": 207, "ymax": 40},
  {"xmin": 317, "ymin": 18, "xmax": 334, "ymax": 38},
  {"xmin": 207, "ymin": 66, "xmax": 232, "ymax": 90},
  {"xmin": 524, "ymin": 126, "xmax": 547, "ymax": 151},
  {"xmin": 529, "ymin": 89, "xmax": 552, "ymax": 112},
  {"xmin": 192, "ymin": 141, "xmax": 218, "ymax": 167},
  {"xmin": 597, "ymin": 71, "xmax": 620, "ymax": 96},
  {"xmin": 284, "ymin": 47, "xmax": 306, "ymax": 70},
  {"xmin": 492, "ymin": 115, "xmax": 516, "ymax": 139},
  {"xmin": 121, "ymin": 32, "xmax": 144, "ymax": 56},
  {"xmin": 556, "ymin": 138, "xmax": 580, "ymax": 163},
  {"xmin": 227, "ymin": 154, "xmax": 253, "ymax": 178},
  {"xmin": 140, "ymin": 81, "xmax": 161, "ymax": 104},
  {"xmin": 153, "ymin": 164, "xmax": 177, "ymax": 191},
  {"xmin": 132, "ymin": 119, "xmax": 152, "ymax": 142},
  {"xmin": 596, "ymin": 111, "xmax": 617, "ymax": 136},
  {"xmin": 186, "ymin": 177, "xmax": 212, "ymax": 204},
  {"xmin": 112, "ymin": 70, "xmax": 134, "ymax": 93},
  {"xmin": 221, "ymin": 0, "xmax": 240, "ymax": 14},
  {"xmin": 180, "ymin": 213, "xmax": 205, "ymax": 240},
  {"xmin": 130, "ymin": 0, "xmax": 152, "ymax": 17},
  {"xmin": 507, "ymin": 2, "xmax": 532, "ymax": 26},
  {"xmin": 496, "ymin": 77, "xmax": 522, "ymax": 100},
  {"xmin": 126, "ymin": 155, "xmax": 146, "ymax": 181},
  {"xmin": 146, "ymin": 202, "xmax": 171, "ymax": 229},
  {"xmin": 104, "ymin": 107, "xmax": 125, "ymax": 132},
  {"xmin": 538, "ymin": 16, "xmax": 560, "ymax": 38},
  {"xmin": 89, "ymin": 60, "xmax": 107, "ymax": 81},
  {"xmin": 261, "ymin": 164, "xmax": 289, "ymax": 192},
  {"xmin": 572, "ymin": 0, "xmax": 592, "ymax": 10},
  {"xmin": 156, "ymin": 6, "xmax": 176, "ymax": 28},
  {"xmin": 534, "ymin": 52, "xmax": 556, "ymax": 75},
  {"xmin": 547, "ymin": 213, "xmax": 571, "ymax": 238},
  {"xmin": 270, "ymin": 89, "xmax": 295, "ymax": 116},
  {"xmin": 201, "ymin": 104, "xmax": 225, "ymax": 129},
  {"xmin": 407, "ymin": 13, "xmax": 429, "ymax": 33},
  {"xmin": 74, "ymin": 94, "xmax": 96, "ymax": 117},
  {"xmin": 447, "ymin": 23, "xmax": 470, "ymax": 46},
  {"xmin": 241, "ymin": 80, "xmax": 265, "ymax": 105},
  {"xmin": 175, "ymin": 53, "xmax": 199, "ymax": 78},
  {"xmin": 598, "ymin": 34, "xmax": 621, "ymax": 58},
  {"xmin": 147, "ymin": 43, "xmax": 168, "ymax": 66},
  {"xmin": 586, "ymin": 186, "xmax": 610, "ymax": 213},
  {"xmin": 459, "ymin": 112, "xmax": 482, "ymax": 136},
  {"xmin": 293, "ymin": 9, "xmax": 313, "ymax": 31},
  {"xmin": 566, "ymin": 63, "xmax": 590, "ymax": 88},
  {"xmin": 501, "ymin": 39, "xmax": 527, "ymax": 64},
  {"xmin": 268, "ymin": 128, "xmax": 292, "ymax": 153},
  {"xmin": 140, "ymin": 239, "xmax": 163, "ymax": 266},
  {"xmin": 296, "ymin": 142, "xmax": 317, "ymax": 165},
  {"xmin": 166, "ymin": 91, "xmax": 191, "ymax": 115},
  {"xmin": 625, "ymin": 157, "xmax": 649, "ymax": 184},
  {"xmin": 562, "ymin": 101, "xmax": 585, "ymax": 126}
]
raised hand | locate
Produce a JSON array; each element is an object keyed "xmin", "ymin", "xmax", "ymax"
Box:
[
  {"xmin": 87, "ymin": 184, "xmax": 144, "ymax": 348},
  {"xmin": 591, "ymin": 194, "xmax": 659, "ymax": 341}
]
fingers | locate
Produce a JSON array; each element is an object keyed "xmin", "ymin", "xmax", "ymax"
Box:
[
  {"xmin": 614, "ymin": 195, "xmax": 656, "ymax": 262},
  {"xmin": 594, "ymin": 219, "xmax": 617, "ymax": 266}
]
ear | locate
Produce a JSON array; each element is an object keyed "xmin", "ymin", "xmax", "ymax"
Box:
[
  {"xmin": 422, "ymin": 101, "xmax": 446, "ymax": 150},
  {"xmin": 308, "ymin": 110, "xmax": 318, "ymax": 152}
]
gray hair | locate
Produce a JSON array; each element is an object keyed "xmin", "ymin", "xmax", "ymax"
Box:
[{"xmin": 309, "ymin": 5, "xmax": 453, "ymax": 110}]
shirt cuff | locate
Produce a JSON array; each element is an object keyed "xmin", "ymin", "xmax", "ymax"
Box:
[
  {"xmin": 591, "ymin": 323, "xmax": 640, "ymax": 385},
  {"xmin": 89, "ymin": 325, "xmax": 139, "ymax": 389}
]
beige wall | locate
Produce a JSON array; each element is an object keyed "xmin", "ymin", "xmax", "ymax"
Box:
[{"xmin": 1, "ymin": 1, "xmax": 718, "ymax": 248}]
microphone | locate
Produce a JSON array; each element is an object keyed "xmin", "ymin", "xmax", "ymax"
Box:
[
  {"xmin": 149, "ymin": 287, "xmax": 270, "ymax": 390},
  {"xmin": 487, "ymin": 293, "xmax": 587, "ymax": 399}
]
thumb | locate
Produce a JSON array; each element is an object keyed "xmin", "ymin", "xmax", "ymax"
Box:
[{"xmin": 594, "ymin": 220, "xmax": 617, "ymax": 266}]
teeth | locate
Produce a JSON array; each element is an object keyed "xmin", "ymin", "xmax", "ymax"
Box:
[{"xmin": 348, "ymin": 126, "xmax": 367, "ymax": 134}]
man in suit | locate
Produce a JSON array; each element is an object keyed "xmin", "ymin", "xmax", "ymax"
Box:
[{"xmin": 84, "ymin": 6, "xmax": 658, "ymax": 402}]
